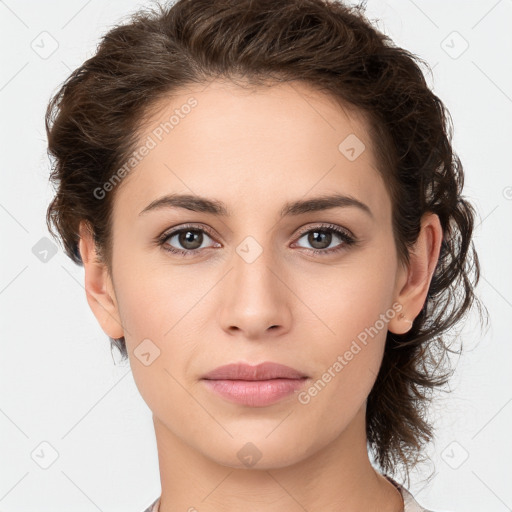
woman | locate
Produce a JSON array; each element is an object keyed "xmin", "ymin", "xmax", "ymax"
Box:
[{"xmin": 45, "ymin": 0, "xmax": 485, "ymax": 510}]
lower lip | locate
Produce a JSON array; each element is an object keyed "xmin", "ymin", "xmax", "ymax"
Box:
[{"xmin": 201, "ymin": 378, "xmax": 308, "ymax": 407}]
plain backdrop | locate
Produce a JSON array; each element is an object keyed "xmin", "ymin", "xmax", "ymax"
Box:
[{"xmin": 1, "ymin": 0, "xmax": 511, "ymax": 511}]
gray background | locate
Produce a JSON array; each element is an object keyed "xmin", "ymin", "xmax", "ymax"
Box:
[{"xmin": 1, "ymin": 0, "xmax": 511, "ymax": 511}]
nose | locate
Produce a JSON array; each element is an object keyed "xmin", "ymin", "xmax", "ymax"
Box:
[{"xmin": 218, "ymin": 244, "xmax": 292, "ymax": 340}]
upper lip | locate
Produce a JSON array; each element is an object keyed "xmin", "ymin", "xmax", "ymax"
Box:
[{"xmin": 202, "ymin": 362, "xmax": 308, "ymax": 380}]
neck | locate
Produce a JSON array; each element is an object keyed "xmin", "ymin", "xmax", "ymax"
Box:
[{"xmin": 153, "ymin": 404, "xmax": 403, "ymax": 512}]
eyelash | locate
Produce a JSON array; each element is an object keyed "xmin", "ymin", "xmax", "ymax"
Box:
[{"xmin": 156, "ymin": 223, "xmax": 357, "ymax": 257}]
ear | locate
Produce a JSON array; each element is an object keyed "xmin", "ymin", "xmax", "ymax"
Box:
[
  {"xmin": 78, "ymin": 220, "xmax": 124, "ymax": 339},
  {"xmin": 388, "ymin": 212, "xmax": 443, "ymax": 335}
]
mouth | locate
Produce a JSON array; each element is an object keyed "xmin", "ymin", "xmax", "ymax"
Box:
[
  {"xmin": 201, "ymin": 361, "xmax": 308, "ymax": 380},
  {"xmin": 201, "ymin": 362, "xmax": 309, "ymax": 407}
]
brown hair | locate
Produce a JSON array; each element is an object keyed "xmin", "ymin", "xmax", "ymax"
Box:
[{"xmin": 45, "ymin": 0, "xmax": 487, "ymax": 483}]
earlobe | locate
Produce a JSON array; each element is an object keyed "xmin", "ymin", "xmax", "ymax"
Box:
[
  {"xmin": 78, "ymin": 221, "xmax": 124, "ymax": 339},
  {"xmin": 388, "ymin": 212, "xmax": 443, "ymax": 335}
]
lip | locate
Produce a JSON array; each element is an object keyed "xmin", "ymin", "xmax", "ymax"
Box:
[
  {"xmin": 201, "ymin": 362, "xmax": 308, "ymax": 380},
  {"xmin": 201, "ymin": 362, "xmax": 309, "ymax": 407}
]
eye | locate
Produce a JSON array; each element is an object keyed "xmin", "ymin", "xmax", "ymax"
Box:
[
  {"xmin": 157, "ymin": 222, "xmax": 357, "ymax": 257},
  {"xmin": 292, "ymin": 224, "xmax": 356, "ymax": 255},
  {"xmin": 157, "ymin": 224, "xmax": 219, "ymax": 256}
]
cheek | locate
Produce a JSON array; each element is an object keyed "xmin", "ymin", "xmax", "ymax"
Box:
[
  {"xmin": 296, "ymin": 292, "xmax": 389, "ymax": 424},
  {"xmin": 112, "ymin": 259, "xmax": 209, "ymax": 381},
  {"xmin": 115, "ymin": 276, "xmax": 171, "ymax": 345},
  {"xmin": 295, "ymin": 248, "xmax": 396, "ymax": 405},
  {"xmin": 114, "ymin": 255, "xmax": 204, "ymax": 343},
  {"xmin": 300, "ymin": 249, "xmax": 396, "ymax": 346},
  {"xmin": 113, "ymin": 266, "xmax": 198, "ymax": 414}
]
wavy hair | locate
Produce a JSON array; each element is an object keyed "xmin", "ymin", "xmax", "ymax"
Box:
[{"xmin": 45, "ymin": 0, "xmax": 488, "ymax": 483}]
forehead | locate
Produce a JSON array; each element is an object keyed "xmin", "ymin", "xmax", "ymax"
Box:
[{"xmin": 113, "ymin": 79, "xmax": 390, "ymax": 224}]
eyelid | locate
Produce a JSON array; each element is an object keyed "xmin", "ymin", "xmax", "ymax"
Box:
[
  {"xmin": 293, "ymin": 222, "xmax": 354, "ymax": 239},
  {"xmin": 158, "ymin": 222, "xmax": 218, "ymax": 242}
]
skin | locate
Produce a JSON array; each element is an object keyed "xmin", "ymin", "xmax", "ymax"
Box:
[{"xmin": 78, "ymin": 79, "xmax": 442, "ymax": 511}]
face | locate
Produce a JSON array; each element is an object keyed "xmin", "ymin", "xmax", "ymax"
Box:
[{"xmin": 82, "ymin": 79, "xmax": 415, "ymax": 469}]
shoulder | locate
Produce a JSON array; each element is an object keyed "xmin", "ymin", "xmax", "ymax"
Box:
[
  {"xmin": 141, "ymin": 497, "xmax": 160, "ymax": 512},
  {"xmin": 385, "ymin": 475, "xmax": 452, "ymax": 512},
  {"xmin": 401, "ymin": 485, "xmax": 437, "ymax": 511}
]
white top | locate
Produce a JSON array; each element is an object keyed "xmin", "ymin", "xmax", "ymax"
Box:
[{"xmin": 142, "ymin": 474, "xmax": 436, "ymax": 512}]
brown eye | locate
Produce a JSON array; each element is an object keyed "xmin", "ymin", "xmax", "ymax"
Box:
[
  {"xmin": 293, "ymin": 224, "xmax": 356, "ymax": 255},
  {"xmin": 305, "ymin": 230, "xmax": 333, "ymax": 250},
  {"xmin": 175, "ymin": 230, "xmax": 204, "ymax": 250},
  {"xmin": 158, "ymin": 224, "xmax": 219, "ymax": 256},
  {"xmin": 163, "ymin": 229, "xmax": 213, "ymax": 251}
]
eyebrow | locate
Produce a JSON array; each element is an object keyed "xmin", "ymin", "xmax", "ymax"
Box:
[{"xmin": 139, "ymin": 192, "xmax": 373, "ymax": 219}]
